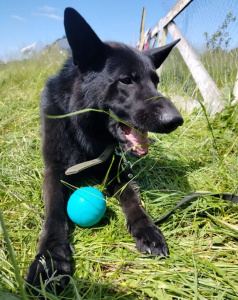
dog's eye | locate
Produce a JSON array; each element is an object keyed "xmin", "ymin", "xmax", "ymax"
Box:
[{"xmin": 119, "ymin": 77, "xmax": 132, "ymax": 85}]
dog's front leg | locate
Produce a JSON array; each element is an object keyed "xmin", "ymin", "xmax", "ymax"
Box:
[
  {"xmin": 26, "ymin": 168, "xmax": 72, "ymax": 294},
  {"xmin": 110, "ymin": 176, "xmax": 169, "ymax": 256}
]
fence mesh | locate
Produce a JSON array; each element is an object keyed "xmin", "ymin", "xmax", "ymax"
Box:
[{"xmin": 156, "ymin": 0, "xmax": 238, "ymax": 106}]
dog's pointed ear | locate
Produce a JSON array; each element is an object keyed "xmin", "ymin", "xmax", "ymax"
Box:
[
  {"xmin": 64, "ymin": 7, "xmax": 106, "ymax": 71},
  {"xmin": 143, "ymin": 39, "xmax": 180, "ymax": 69}
]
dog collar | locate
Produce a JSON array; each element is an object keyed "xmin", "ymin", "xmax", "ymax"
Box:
[{"xmin": 65, "ymin": 143, "xmax": 117, "ymax": 175}]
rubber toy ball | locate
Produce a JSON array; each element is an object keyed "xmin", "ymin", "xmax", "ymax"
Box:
[{"xmin": 67, "ymin": 187, "xmax": 106, "ymax": 227}]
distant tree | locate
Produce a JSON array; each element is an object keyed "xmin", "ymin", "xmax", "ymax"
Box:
[{"xmin": 204, "ymin": 11, "xmax": 236, "ymax": 50}]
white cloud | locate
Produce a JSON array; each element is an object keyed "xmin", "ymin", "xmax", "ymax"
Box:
[
  {"xmin": 33, "ymin": 13, "xmax": 63, "ymax": 21},
  {"xmin": 11, "ymin": 15, "xmax": 25, "ymax": 21},
  {"xmin": 38, "ymin": 6, "xmax": 57, "ymax": 13}
]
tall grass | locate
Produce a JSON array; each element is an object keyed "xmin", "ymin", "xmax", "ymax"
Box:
[
  {"xmin": 0, "ymin": 50, "xmax": 238, "ymax": 299},
  {"xmin": 160, "ymin": 47, "xmax": 238, "ymax": 104}
]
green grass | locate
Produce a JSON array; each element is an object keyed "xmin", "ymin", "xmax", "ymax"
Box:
[
  {"xmin": 0, "ymin": 51, "xmax": 238, "ymax": 299},
  {"xmin": 160, "ymin": 47, "xmax": 238, "ymax": 103}
]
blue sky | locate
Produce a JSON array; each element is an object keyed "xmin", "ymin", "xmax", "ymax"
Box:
[
  {"xmin": 0, "ymin": 0, "xmax": 168, "ymax": 61},
  {"xmin": 0, "ymin": 0, "xmax": 237, "ymax": 62}
]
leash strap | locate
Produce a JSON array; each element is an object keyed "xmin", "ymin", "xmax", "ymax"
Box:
[
  {"xmin": 65, "ymin": 144, "xmax": 117, "ymax": 175},
  {"xmin": 154, "ymin": 192, "xmax": 238, "ymax": 225}
]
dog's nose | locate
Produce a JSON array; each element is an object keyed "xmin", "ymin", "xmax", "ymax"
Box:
[{"xmin": 161, "ymin": 113, "xmax": 184, "ymax": 132}]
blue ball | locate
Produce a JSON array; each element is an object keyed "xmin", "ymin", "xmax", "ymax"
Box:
[{"xmin": 67, "ymin": 187, "xmax": 106, "ymax": 227}]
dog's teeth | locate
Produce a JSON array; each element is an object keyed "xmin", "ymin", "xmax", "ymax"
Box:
[{"xmin": 132, "ymin": 146, "xmax": 136, "ymax": 151}]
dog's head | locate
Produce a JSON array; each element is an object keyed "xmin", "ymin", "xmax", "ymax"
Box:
[{"xmin": 64, "ymin": 8, "xmax": 183, "ymax": 157}]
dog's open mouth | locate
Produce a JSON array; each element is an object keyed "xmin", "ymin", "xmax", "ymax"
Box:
[{"xmin": 119, "ymin": 124, "xmax": 152, "ymax": 157}]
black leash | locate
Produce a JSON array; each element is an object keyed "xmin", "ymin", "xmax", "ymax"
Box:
[{"xmin": 154, "ymin": 192, "xmax": 238, "ymax": 224}]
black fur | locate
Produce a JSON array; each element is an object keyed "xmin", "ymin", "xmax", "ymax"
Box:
[{"xmin": 26, "ymin": 7, "xmax": 183, "ymax": 294}]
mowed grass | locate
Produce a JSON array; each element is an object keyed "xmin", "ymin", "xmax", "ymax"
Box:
[{"xmin": 0, "ymin": 51, "xmax": 238, "ymax": 300}]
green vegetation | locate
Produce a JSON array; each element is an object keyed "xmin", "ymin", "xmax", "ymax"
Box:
[
  {"xmin": 0, "ymin": 50, "xmax": 238, "ymax": 299},
  {"xmin": 204, "ymin": 12, "xmax": 236, "ymax": 50},
  {"xmin": 160, "ymin": 46, "xmax": 238, "ymax": 104}
]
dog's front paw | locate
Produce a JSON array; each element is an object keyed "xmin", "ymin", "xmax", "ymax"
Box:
[
  {"xmin": 26, "ymin": 247, "xmax": 73, "ymax": 296},
  {"xmin": 129, "ymin": 218, "xmax": 169, "ymax": 256}
]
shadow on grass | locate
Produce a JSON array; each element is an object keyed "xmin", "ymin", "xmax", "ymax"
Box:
[
  {"xmin": 1, "ymin": 279, "xmax": 137, "ymax": 300},
  {"xmin": 134, "ymin": 153, "xmax": 203, "ymax": 194},
  {"xmin": 61, "ymin": 278, "xmax": 138, "ymax": 299}
]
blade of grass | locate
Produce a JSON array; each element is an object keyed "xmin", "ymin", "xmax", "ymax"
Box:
[{"xmin": 0, "ymin": 211, "xmax": 28, "ymax": 300}]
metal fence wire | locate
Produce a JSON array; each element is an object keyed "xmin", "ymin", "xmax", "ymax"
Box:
[{"xmin": 156, "ymin": 0, "xmax": 238, "ymax": 108}]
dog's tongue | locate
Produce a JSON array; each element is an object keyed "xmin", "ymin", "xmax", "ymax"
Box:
[{"xmin": 122, "ymin": 125, "xmax": 149, "ymax": 155}]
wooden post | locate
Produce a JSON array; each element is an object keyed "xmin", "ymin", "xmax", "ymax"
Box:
[
  {"xmin": 151, "ymin": 0, "xmax": 193, "ymax": 77},
  {"xmin": 232, "ymin": 72, "xmax": 238, "ymax": 105},
  {"xmin": 139, "ymin": 7, "xmax": 146, "ymax": 51},
  {"xmin": 167, "ymin": 21, "xmax": 225, "ymax": 115},
  {"xmin": 157, "ymin": 20, "xmax": 168, "ymax": 76},
  {"xmin": 151, "ymin": 0, "xmax": 193, "ymax": 39}
]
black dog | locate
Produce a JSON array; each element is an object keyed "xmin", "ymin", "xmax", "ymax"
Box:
[{"xmin": 26, "ymin": 7, "xmax": 183, "ymax": 293}]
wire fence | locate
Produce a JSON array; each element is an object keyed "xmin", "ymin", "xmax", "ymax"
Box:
[{"xmin": 157, "ymin": 0, "xmax": 238, "ymax": 106}]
